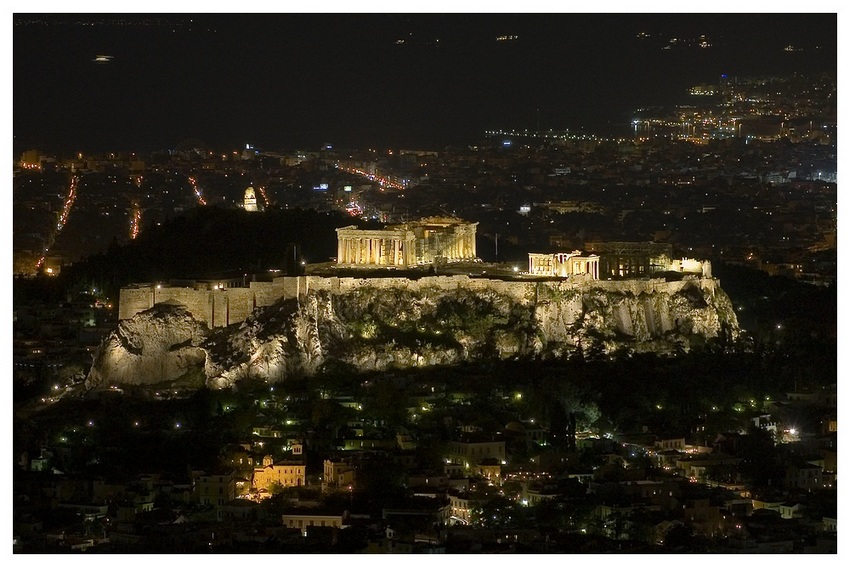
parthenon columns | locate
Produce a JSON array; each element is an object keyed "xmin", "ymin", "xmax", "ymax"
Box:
[
  {"xmin": 336, "ymin": 232, "xmax": 412, "ymax": 266},
  {"xmin": 441, "ymin": 229, "xmax": 475, "ymax": 261},
  {"xmin": 335, "ymin": 220, "xmax": 477, "ymax": 268}
]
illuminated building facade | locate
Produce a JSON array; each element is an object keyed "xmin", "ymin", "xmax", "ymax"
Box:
[
  {"xmin": 244, "ymin": 187, "xmax": 258, "ymax": 212},
  {"xmin": 336, "ymin": 217, "xmax": 477, "ymax": 267},
  {"xmin": 585, "ymin": 241, "xmax": 674, "ymax": 278},
  {"xmin": 529, "ymin": 243, "xmax": 711, "ymax": 280},
  {"xmin": 584, "ymin": 242, "xmax": 711, "ymax": 278},
  {"xmin": 252, "ymin": 455, "xmax": 306, "ymax": 490},
  {"xmin": 528, "ymin": 250, "xmax": 600, "ymax": 279},
  {"xmin": 323, "ymin": 459, "xmax": 356, "ymax": 491}
]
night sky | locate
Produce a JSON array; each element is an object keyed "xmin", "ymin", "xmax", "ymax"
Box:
[{"xmin": 13, "ymin": 12, "xmax": 837, "ymax": 154}]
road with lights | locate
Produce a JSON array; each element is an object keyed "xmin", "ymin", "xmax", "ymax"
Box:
[
  {"xmin": 36, "ymin": 174, "xmax": 79, "ymax": 271},
  {"xmin": 335, "ymin": 164, "xmax": 408, "ymax": 191},
  {"xmin": 256, "ymin": 185, "xmax": 271, "ymax": 207},
  {"xmin": 129, "ymin": 202, "xmax": 142, "ymax": 240},
  {"xmin": 188, "ymin": 175, "xmax": 208, "ymax": 206}
]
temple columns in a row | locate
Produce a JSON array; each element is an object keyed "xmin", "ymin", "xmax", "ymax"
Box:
[
  {"xmin": 442, "ymin": 229, "xmax": 476, "ymax": 261},
  {"xmin": 337, "ymin": 236, "xmax": 410, "ymax": 266}
]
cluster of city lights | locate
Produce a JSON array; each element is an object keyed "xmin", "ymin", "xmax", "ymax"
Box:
[
  {"xmin": 484, "ymin": 129, "xmax": 613, "ymax": 143},
  {"xmin": 188, "ymin": 175, "xmax": 207, "ymax": 206},
  {"xmin": 36, "ymin": 174, "xmax": 79, "ymax": 270}
]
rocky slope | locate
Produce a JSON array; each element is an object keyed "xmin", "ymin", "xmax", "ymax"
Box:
[
  {"xmin": 85, "ymin": 301, "xmax": 209, "ymax": 389},
  {"xmin": 86, "ymin": 277, "xmax": 739, "ymax": 390}
]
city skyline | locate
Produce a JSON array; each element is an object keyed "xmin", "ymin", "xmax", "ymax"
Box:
[{"xmin": 13, "ymin": 12, "xmax": 837, "ymax": 154}]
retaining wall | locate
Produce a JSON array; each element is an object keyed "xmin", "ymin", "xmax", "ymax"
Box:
[{"xmin": 119, "ymin": 274, "xmax": 720, "ymax": 329}]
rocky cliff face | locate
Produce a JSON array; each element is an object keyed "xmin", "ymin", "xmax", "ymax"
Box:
[
  {"xmin": 85, "ymin": 302, "xmax": 209, "ymax": 389},
  {"xmin": 534, "ymin": 278, "xmax": 737, "ymax": 353},
  {"xmin": 86, "ymin": 277, "xmax": 739, "ymax": 390}
]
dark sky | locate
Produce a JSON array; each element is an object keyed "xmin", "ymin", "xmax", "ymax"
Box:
[{"xmin": 13, "ymin": 13, "xmax": 837, "ymax": 154}]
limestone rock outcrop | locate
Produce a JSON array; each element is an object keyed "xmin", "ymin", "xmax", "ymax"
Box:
[
  {"xmin": 87, "ymin": 277, "xmax": 739, "ymax": 390},
  {"xmin": 85, "ymin": 302, "xmax": 210, "ymax": 389}
]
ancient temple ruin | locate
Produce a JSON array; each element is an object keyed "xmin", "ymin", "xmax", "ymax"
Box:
[
  {"xmin": 528, "ymin": 251, "xmax": 601, "ymax": 279},
  {"xmin": 529, "ymin": 242, "xmax": 711, "ymax": 280},
  {"xmin": 584, "ymin": 241, "xmax": 674, "ymax": 278},
  {"xmin": 335, "ymin": 217, "xmax": 477, "ymax": 267}
]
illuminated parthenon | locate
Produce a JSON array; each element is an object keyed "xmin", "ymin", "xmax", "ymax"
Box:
[
  {"xmin": 336, "ymin": 217, "xmax": 477, "ymax": 267},
  {"xmin": 336, "ymin": 226, "xmax": 415, "ymax": 267}
]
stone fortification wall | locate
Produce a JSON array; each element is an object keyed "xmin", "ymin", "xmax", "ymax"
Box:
[
  {"xmin": 119, "ymin": 287, "xmax": 156, "ymax": 321},
  {"xmin": 119, "ymin": 273, "xmax": 722, "ymax": 330},
  {"xmin": 214, "ymin": 288, "xmax": 256, "ymax": 327},
  {"xmin": 251, "ymin": 281, "xmax": 287, "ymax": 309},
  {"xmin": 118, "ymin": 282, "xmax": 282, "ymax": 329},
  {"xmin": 156, "ymin": 287, "xmax": 215, "ymax": 326},
  {"xmin": 300, "ymin": 273, "xmax": 719, "ymax": 305}
]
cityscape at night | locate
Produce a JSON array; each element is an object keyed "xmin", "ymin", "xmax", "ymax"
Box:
[{"xmin": 11, "ymin": 10, "xmax": 839, "ymax": 555}]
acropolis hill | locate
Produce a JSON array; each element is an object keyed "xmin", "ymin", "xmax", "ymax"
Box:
[
  {"xmin": 85, "ymin": 217, "xmax": 738, "ymax": 389},
  {"xmin": 91, "ymin": 271, "xmax": 738, "ymax": 390}
]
